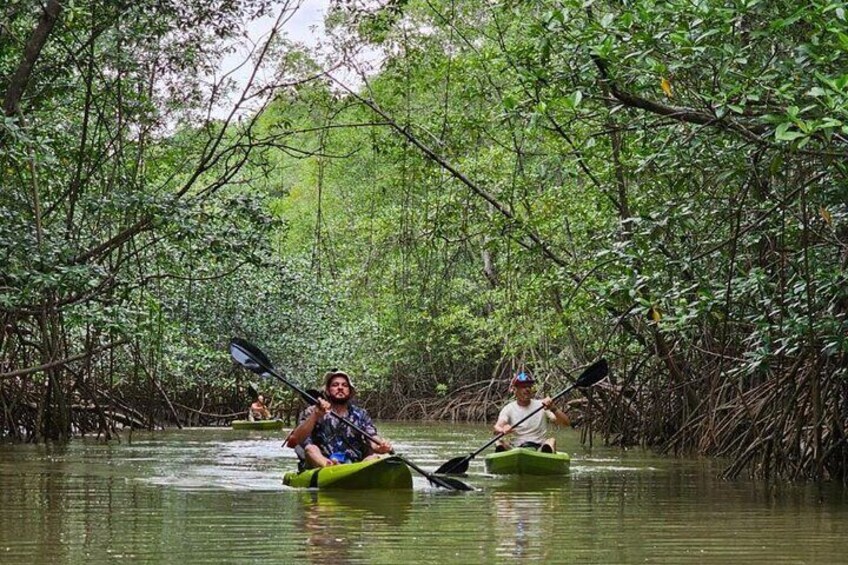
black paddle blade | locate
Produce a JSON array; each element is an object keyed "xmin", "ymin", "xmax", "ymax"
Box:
[
  {"xmin": 230, "ymin": 337, "xmax": 274, "ymax": 375},
  {"xmin": 435, "ymin": 456, "xmax": 470, "ymax": 475},
  {"xmin": 574, "ymin": 358, "xmax": 609, "ymax": 388},
  {"xmin": 430, "ymin": 474, "xmax": 474, "ymax": 491}
]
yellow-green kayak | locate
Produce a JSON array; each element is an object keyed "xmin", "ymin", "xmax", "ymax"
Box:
[
  {"xmin": 231, "ymin": 419, "xmax": 284, "ymax": 430},
  {"xmin": 484, "ymin": 448, "xmax": 571, "ymax": 475},
  {"xmin": 283, "ymin": 456, "xmax": 413, "ymax": 489}
]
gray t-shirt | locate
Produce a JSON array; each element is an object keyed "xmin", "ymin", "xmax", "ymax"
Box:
[{"xmin": 497, "ymin": 399, "xmax": 556, "ymax": 445}]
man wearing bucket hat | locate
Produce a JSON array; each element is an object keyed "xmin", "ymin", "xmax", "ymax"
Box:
[
  {"xmin": 286, "ymin": 370, "xmax": 393, "ymax": 469},
  {"xmin": 493, "ymin": 370, "xmax": 571, "ymax": 453}
]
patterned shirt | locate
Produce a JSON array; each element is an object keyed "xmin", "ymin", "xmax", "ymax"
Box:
[{"xmin": 298, "ymin": 403, "xmax": 378, "ymax": 463}]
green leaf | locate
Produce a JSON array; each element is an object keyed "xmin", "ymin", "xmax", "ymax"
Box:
[
  {"xmin": 565, "ymin": 90, "xmax": 583, "ymax": 109},
  {"xmin": 774, "ymin": 122, "xmax": 806, "ymax": 141}
]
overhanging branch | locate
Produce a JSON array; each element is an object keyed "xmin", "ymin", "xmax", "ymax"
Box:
[{"xmin": 591, "ymin": 54, "xmax": 769, "ymax": 141}]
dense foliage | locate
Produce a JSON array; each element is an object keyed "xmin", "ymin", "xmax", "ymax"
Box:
[
  {"xmin": 264, "ymin": 0, "xmax": 848, "ymax": 480},
  {"xmin": 2, "ymin": 0, "xmax": 846, "ymax": 482},
  {"xmin": 0, "ymin": 0, "xmax": 351, "ymax": 439}
]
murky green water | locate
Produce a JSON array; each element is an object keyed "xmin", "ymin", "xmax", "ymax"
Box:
[{"xmin": 0, "ymin": 423, "xmax": 845, "ymax": 563}]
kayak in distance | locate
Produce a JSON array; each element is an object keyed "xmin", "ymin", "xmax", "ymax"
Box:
[
  {"xmin": 283, "ymin": 456, "xmax": 413, "ymax": 490},
  {"xmin": 231, "ymin": 419, "xmax": 285, "ymax": 431},
  {"xmin": 484, "ymin": 448, "xmax": 571, "ymax": 475}
]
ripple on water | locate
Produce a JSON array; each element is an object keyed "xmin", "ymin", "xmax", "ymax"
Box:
[{"xmin": 0, "ymin": 426, "xmax": 847, "ymax": 564}]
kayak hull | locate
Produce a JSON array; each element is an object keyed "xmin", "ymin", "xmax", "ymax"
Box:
[
  {"xmin": 283, "ymin": 456, "xmax": 413, "ymax": 489},
  {"xmin": 484, "ymin": 448, "xmax": 570, "ymax": 475},
  {"xmin": 231, "ymin": 419, "xmax": 284, "ymax": 430}
]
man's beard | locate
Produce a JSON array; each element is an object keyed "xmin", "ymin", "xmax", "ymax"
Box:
[{"xmin": 329, "ymin": 395, "xmax": 349, "ymax": 406}]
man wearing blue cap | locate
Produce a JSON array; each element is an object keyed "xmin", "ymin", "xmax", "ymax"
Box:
[
  {"xmin": 286, "ymin": 370, "xmax": 393, "ymax": 469},
  {"xmin": 493, "ymin": 370, "xmax": 571, "ymax": 453}
]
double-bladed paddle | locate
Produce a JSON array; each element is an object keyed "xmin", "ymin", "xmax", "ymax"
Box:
[
  {"xmin": 434, "ymin": 358, "xmax": 609, "ymax": 475},
  {"xmin": 229, "ymin": 337, "xmax": 473, "ymax": 491}
]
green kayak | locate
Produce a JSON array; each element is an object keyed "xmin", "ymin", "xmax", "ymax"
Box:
[
  {"xmin": 484, "ymin": 448, "xmax": 571, "ymax": 475},
  {"xmin": 283, "ymin": 456, "xmax": 413, "ymax": 489},
  {"xmin": 231, "ymin": 419, "xmax": 285, "ymax": 430}
]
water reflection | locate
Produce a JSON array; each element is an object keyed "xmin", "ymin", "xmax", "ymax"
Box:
[
  {"xmin": 492, "ymin": 492, "xmax": 544, "ymax": 559},
  {"xmin": 302, "ymin": 490, "xmax": 414, "ymax": 525},
  {"xmin": 300, "ymin": 490, "xmax": 414, "ymax": 563},
  {"xmin": 476, "ymin": 475, "xmax": 569, "ymax": 561},
  {"xmin": 1, "ymin": 425, "xmax": 847, "ymax": 564}
]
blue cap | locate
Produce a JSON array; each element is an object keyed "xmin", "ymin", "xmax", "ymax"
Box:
[{"xmin": 511, "ymin": 371, "xmax": 536, "ymax": 387}]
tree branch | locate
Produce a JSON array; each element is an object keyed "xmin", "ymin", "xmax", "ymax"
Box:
[
  {"xmin": 591, "ymin": 54, "xmax": 769, "ymax": 142},
  {"xmin": 1, "ymin": 339, "xmax": 128, "ymax": 379},
  {"xmin": 2, "ymin": 0, "xmax": 63, "ymax": 116}
]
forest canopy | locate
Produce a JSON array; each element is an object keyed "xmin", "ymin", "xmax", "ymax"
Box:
[{"xmin": 1, "ymin": 0, "xmax": 846, "ymax": 482}]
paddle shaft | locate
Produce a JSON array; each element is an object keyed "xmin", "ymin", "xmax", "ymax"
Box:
[
  {"xmin": 436, "ymin": 358, "xmax": 609, "ymax": 475},
  {"xmin": 231, "ymin": 340, "xmax": 470, "ymax": 491},
  {"xmin": 234, "ymin": 348, "xmax": 385, "ymax": 449},
  {"xmin": 468, "ymin": 383, "xmax": 576, "ymax": 460},
  {"xmin": 270, "ymin": 370, "xmax": 461, "ymax": 489}
]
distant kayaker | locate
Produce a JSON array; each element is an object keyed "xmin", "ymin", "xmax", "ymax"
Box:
[
  {"xmin": 285, "ymin": 370, "xmax": 393, "ymax": 468},
  {"xmin": 248, "ymin": 394, "xmax": 272, "ymax": 421},
  {"xmin": 494, "ymin": 370, "xmax": 571, "ymax": 453}
]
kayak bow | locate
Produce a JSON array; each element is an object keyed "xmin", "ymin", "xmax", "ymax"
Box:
[
  {"xmin": 484, "ymin": 448, "xmax": 571, "ymax": 475},
  {"xmin": 231, "ymin": 419, "xmax": 284, "ymax": 430}
]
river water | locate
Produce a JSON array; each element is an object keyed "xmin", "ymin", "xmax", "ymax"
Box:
[{"xmin": 0, "ymin": 422, "xmax": 845, "ymax": 563}]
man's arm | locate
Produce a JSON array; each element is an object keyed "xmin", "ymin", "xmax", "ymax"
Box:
[
  {"xmin": 285, "ymin": 399, "xmax": 329, "ymax": 447},
  {"xmin": 542, "ymin": 397, "xmax": 571, "ymax": 426},
  {"xmin": 493, "ymin": 405, "xmax": 512, "ymax": 435},
  {"xmin": 368, "ymin": 436, "xmax": 393, "ymax": 454},
  {"xmin": 359, "ymin": 409, "xmax": 393, "ymax": 454}
]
